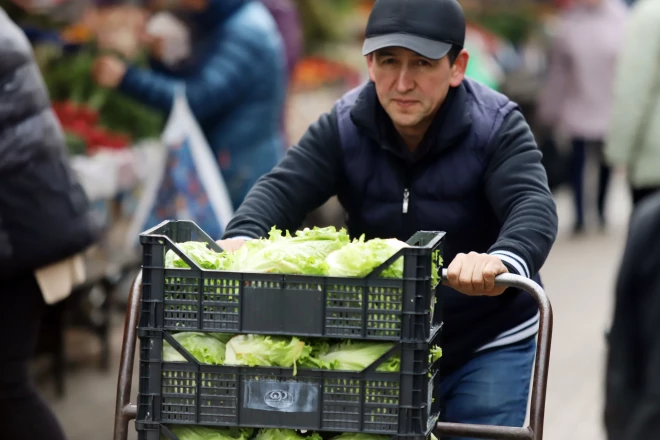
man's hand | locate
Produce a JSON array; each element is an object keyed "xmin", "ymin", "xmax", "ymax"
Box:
[
  {"xmin": 139, "ymin": 32, "xmax": 167, "ymax": 61},
  {"xmin": 92, "ymin": 55, "xmax": 127, "ymax": 88},
  {"xmin": 216, "ymin": 238, "xmax": 246, "ymax": 253},
  {"xmin": 446, "ymin": 252, "xmax": 509, "ymax": 296}
]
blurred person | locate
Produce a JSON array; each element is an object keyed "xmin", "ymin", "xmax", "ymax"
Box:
[
  {"xmin": 604, "ymin": 190, "xmax": 660, "ymax": 439},
  {"xmin": 537, "ymin": 0, "xmax": 628, "ymax": 234},
  {"xmin": 217, "ymin": 0, "xmax": 559, "ymax": 437},
  {"xmin": 260, "ymin": 0, "xmax": 303, "ymax": 146},
  {"xmin": 605, "ymin": 0, "xmax": 660, "ymax": 207},
  {"xmin": 91, "ymin": 0, "xmax": 287, "ymax": 210},
  {"xmin": 0, "ymin": 4, "xmax": 100, "ymax": 440}
]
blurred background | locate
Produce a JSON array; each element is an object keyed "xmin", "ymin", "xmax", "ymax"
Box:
[{"xmin": 0, "ymin": 0, "xmax": 651, "ymax": 438}]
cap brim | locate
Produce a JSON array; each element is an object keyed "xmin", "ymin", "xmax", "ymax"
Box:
[{"xmin": 362, "ymin": 33, "xmax": 452, "ymax": 60}]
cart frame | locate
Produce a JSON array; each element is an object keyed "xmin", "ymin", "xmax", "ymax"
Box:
[{"xmin": 114, "ymin": 269, "xmax": 552, "ymax": 440}]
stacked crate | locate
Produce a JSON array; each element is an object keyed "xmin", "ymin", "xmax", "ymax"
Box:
[{"xmin": 135, "ymin": 220, "xmax": 445, "ymax": 440}]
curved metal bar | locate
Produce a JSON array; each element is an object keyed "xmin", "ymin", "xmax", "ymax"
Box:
[
  {"xmin": 432, "ymin": 423, "xmax": 533, "ymax": 439},
  {"xmin": 435, "ymin": 269, "xmax": 553, "ymax": 440},
  {"xmin": 113, "ymin": 270, "xmax": 142, "ymax": 440}
]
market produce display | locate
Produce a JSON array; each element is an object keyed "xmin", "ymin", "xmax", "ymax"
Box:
[
  {"xmin": 6, "ymin": 5, "xmax": 165, "ymax": 156},
  {"xmin": 45, "ymin": 50, "xmax": 164, "ymax": 155}
]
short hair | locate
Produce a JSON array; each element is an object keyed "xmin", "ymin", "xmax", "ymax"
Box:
[{"xmin": 446, "ymin": 45, "xmax": 462, "ymax": 66}]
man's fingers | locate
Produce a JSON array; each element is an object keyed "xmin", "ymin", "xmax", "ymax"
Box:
[
  {"xmin": 472, "ymin": 255, "xmax": 489, "ymax": 293},
  {"xmin": 447, "ymin": 253, "xmax": 511, "ymax": 296},
  {"xmin": 446, "ymin": 253, "xmax": 464, "ymax": 287},
  {"xmin": 484, "ymin": 259, "xmax": 508, "ymax": 295},
  {"xmin": 458, "ymin": 252, "xmax": 478, "ymax": 293},
  {"xmin": 482, "ymin": 260, "xmax": 500, "ymax": 292}
]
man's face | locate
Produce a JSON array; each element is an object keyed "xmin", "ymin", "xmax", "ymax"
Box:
[{"xmin": 367, "ymin": 46, "xmax": 465, "ymax": 135}]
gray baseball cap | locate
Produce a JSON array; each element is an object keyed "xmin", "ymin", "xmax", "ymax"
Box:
[{"xmin": 362, "ymin": 0, "xmax": 466, "ymax": 60}]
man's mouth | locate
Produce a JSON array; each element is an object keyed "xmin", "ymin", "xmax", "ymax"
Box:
[{"xmin": 392, "ymin": 99, "xmax": 418, "ymax": 108}]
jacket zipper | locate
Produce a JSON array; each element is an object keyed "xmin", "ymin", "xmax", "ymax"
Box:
[
  {"xmin": 402, "ymin": 188, "xmax": 410, "ymax": 214},
  {"xmin": 401, "ymin": 166, "xmax": 413, "ymax": 239}
]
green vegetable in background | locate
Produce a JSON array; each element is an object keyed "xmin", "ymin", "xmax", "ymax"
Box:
[
  {"xmin": 254, "ymin": 429, "xmax": 322, "ymax": 440},
  {"xmin": 162, "ymin": 332, "xmax": 231, "ymax": 365},
  {"xmin": 165, "ymin": 425, "xmax": 253, "ymax": 440}
]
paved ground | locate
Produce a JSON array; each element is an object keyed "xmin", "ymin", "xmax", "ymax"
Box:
[{"xmin": 40, "ymin": 87, "xmax": 633, "ymax": 440}]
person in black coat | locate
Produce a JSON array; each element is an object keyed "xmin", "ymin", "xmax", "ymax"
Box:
[
  {"xmin": 0, "ymin": 6, "xmax": 99, "ymax": 439},
  {"xmin": 605, "ymin": 192, "xmax": 660, "ymax": 439}
]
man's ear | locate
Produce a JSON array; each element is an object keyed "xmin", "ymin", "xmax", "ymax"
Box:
[
  {"xmin": 366, "ymin": 53, "xmax": 376, "ymax": 82},
  {"xmin": 449, "ymin": 49, "xmax": 469, "ymax": 87}
]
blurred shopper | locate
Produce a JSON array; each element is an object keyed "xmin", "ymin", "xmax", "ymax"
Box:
[
  {"xmin": 92, "ymin": 0, "xmax": 287, "ymax": 210},
  {"xmin": 604, "ymin": 190, "xmax": 660, "ymax": 440},
  {"xmin": 537, "ymin": 0, "xmax": 628, "ymax": 234},
  {"xmin": 0, "ymin": 5, "xmax": 100, "ymax": 440},
  {"xmin": 605, "ymin": 0, "xmax": 660, "ymax": 207},
  {"xmin": 261, "ymin": 0, "xmax": 303, "ymax": 146}
]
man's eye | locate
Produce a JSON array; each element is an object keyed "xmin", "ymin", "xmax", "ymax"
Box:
[
  {"xmin": 382, "ymin": 58, "xmax": 396, "ymax": 64},
  {"xmin": 416, "ymin": 60, "xmax": 431, "ymax": 67}
]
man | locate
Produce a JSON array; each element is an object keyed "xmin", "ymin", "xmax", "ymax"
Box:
[
  {"xmin": 605, "ymin": 0, "xmax": 660, "ymax": 207},
  {"xmin": 91, "ymin": 0, "xmax": 287, "ymax": 210},
  {"xmin": 605, "ymin": 191, "xmax": 660, "ymax": 439},
  {"xmin": 537, "ymin": 0, "xmax": 627, "ymax": 233},
  {"xmin": 219, "ymin": 0, "xmax": 558, "ymax": 435}
]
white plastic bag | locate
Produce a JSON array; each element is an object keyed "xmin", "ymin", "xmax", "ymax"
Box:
[{"xmin": 126, "ymin": 87, "xmax": 234, "ymax": 248}]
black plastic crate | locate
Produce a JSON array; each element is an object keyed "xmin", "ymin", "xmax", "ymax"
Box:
[
  {"xmin": 136, "ymin": 330, "xmax": 441, "ymax": 440},
  {"xmin": 139, "ymin": 221, "xmax": 445, "ymax": 342}
]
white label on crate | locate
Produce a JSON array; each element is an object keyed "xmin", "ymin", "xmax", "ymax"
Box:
[{"xmin": 244, "ymin": 380, "xmax": 319, "ymax": 413}]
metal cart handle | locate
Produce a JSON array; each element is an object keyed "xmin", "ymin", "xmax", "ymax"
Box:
[
  {"xmin": 113, "ymin": 270, "xmax": 141, "ymax": 440},
  {"xmin": 434, "ymin": 269, "xmax": 553, "ymax": 440},
  {"xmin": 113, "ymin": 269, "xmax": 553, "ymax": 440}
]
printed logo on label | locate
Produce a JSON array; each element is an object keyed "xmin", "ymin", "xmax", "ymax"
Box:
[{"xmin": 264, "ymin": 390, "xmax": 295, "ymax": 409}]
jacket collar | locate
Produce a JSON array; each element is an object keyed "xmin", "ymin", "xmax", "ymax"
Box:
[{"xmin": 349, "ymin": 81, "xmax": 472, "ymax": 162}]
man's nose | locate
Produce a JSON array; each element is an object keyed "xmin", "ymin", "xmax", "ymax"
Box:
[{"xmin": 395, "ymin": 67, "xmax": 414, "ymax": 93}]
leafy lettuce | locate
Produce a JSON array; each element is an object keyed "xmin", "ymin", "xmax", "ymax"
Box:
[
  {"xmin": 162, "ymin": 332, "xmax": 231, "ymax": 365},
  {"xmin": 163, "ymin": 227, "xmax": 442, "ymax": 286},
  {"xmin": 165, "ymin": 241, "xmax": 229, "ymax": 270},
  {"xmin": 166, "ymin": 426, "xmax": 253, "ymax": 440},
  {"xmin": 315, "ymin": 340, "xmax": 399, "ymax": 372},
  {"xmin": 326, "ymin": 237, "xmax": 409, "ymax": 278},
  {"xmin": 254, "ymin": 429, "xmax": 322, "ymax": 440},
  {"xmin": 234, "ymin": 226, "xmax": 350, "ymax": 275},
  {"xmin": 224, "ymin": 335, "xmax": 315, "ymax": 374},
  {"xmin": 163, "ymin": 331, "xmax": 441, "ymax": 373}
]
